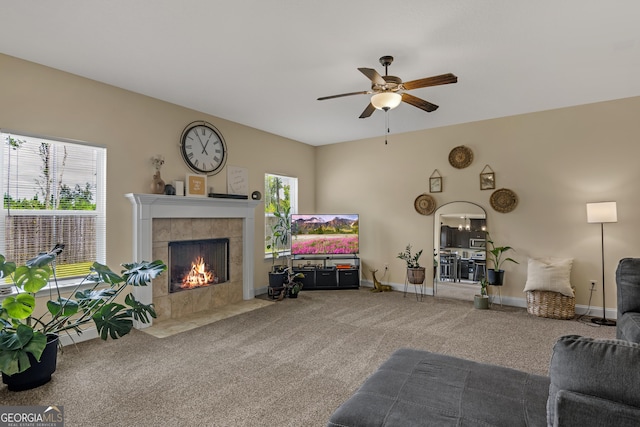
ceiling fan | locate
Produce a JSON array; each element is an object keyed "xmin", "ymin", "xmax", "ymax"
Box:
[{"xmin": 317, "ymin": 56, "xmax": 457, "ymax": 118}]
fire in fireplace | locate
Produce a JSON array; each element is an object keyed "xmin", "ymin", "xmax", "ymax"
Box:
[{"xmin": 168, "ymin": 238, "xmax": 229, "ymax": 293}]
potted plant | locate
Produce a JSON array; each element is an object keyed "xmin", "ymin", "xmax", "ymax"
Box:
[
  {"xmin": 397, "ymin": 244, "xmax": 425, "ymax": 284},
  {"xmin": 276, "ymin": 267, "xmax": 305, "ymax": 301},
  {"xmin": 266, "ymin": 206, "xmax": 291, "ymax": 284},
  {"xmin": 0, "ymin": 244, "xmax": 166, "ymax": 391},
  {"xmin": 474, "ymin": 278, "xmax": 489, "ymax": 309},
  {"xmin": 486, "ymin": 234, "xmax": 519, "ymax": 286}
]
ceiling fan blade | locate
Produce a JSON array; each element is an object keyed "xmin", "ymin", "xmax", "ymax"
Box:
[
  {"xmin": 359, "ymin": 103, "xmax": 376, "ymax": 119},
  {"xmin": 358, "ymin": 68, "xmax": 386, "ymax": 86},
  {"xmin": 401, "ymin": 93, "xmax": 439, "ymax": 112},
  {"xmin": 402, "ymin": 73, "xmax": 458, "ymax": 91},
  {"xmin": 317, "ymin": 91, "xmax": 369, "ymax": 101}
]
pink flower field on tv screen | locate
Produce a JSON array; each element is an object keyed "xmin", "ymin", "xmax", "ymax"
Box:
[{"xmin": 291, "ymin": 235, "xmax": 358, "ymax": 254}]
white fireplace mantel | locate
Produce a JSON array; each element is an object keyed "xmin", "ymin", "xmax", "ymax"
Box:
[{"xmin": 125, "ymin": 193, "xmax": 261, "ymax": 327}]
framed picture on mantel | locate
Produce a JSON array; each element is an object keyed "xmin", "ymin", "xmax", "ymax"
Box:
[{"xmin": 185, "ymin": 173, "xmax": 207, "ymax": 197}]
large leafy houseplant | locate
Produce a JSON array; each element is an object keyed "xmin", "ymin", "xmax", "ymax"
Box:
[{"xmin": 0, "ymin": 244, "xmax": 166, "ymax": 376}]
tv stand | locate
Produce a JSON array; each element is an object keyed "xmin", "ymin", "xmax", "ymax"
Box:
[{"xmin": 291, "ymin": 254, "xmax": 360, "ymax": 290}]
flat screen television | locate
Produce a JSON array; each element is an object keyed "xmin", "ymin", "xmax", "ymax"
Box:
[{"xmin": 290, "ymin": 214, "xmax": 359, "ymax": 255}]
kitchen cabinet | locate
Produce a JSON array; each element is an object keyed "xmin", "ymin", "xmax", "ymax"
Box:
[
  {"xmin": 470, "ymin": 219, "xmax": 487, "ymax": 232},
  {"xmin": 455, "ymin": 230, "xmax": 470, "ymax": 248},
  {"xmin": 441, "ymin": 226, "xmax": 477, "ymax": 248}
]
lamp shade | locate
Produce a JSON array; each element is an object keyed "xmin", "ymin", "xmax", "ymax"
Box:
[
  {"xmin": 586, "ymin": 202, "xmax": 617, "ymax": 223},
  {"xmin": 371, "ymin": 92, "xmax": 402, "ymax": 110}
]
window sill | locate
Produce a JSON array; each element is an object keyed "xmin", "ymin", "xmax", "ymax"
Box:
[
  {"xmin": 264, "ymin": 251, "xmax": 291, "ymax": 261},
  {"xmin": 0, "ymin": 279, "xmax": 98, "ymax": 300}
]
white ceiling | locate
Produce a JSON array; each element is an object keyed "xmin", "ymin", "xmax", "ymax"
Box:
[{"xmin": 2, "ymin": 1, "xmax": 640, "ymax": 146}]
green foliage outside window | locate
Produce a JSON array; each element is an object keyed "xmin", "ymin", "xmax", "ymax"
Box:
[{"xmin": 264, "ymin": 175, "xmax": 291, "ymax": 214}]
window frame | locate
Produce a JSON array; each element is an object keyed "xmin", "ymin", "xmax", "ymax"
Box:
[
  {"xmin": 0, "ymin": 129, "xmax": 107, "ymax": 291},
  {"xmin": 264, "ymin": 173, "xmax": 298, "ymax": 259}
]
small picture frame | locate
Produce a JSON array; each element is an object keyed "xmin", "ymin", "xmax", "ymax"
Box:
[
  {"xmin": 185, "ymin": 173, "xmax": 207, "ymax": 197},
  {"xmin": 429, "ymin": 177, "xmax": 442, "ymax": 193},
  {"xmin": 429, "ymin": 169, "xmax": 442, "ymax": 193},
  {"xmin": 480, "ymin": 165, "xmax": 495, "ymax": 190}
]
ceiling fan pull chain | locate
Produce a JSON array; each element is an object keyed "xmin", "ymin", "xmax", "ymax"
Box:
[{"xmin": 385, "ymin": 110, "xmax": 390, "ymax": 145}]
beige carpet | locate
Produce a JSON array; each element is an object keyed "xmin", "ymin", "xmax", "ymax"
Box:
[{"xmin": 1, "ymin": 289, "xmax": 616, "ymax": 426}]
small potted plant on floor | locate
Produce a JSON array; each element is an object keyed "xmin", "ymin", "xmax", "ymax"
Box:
[
  {"xmin": 474, "ymin": 278, "xmax": 490, "ymax": 309},
  {"xmin": 276, "ymin": 267, "xmax": 305, "ymax": 301},
  {"xmin": 0, "ymin": 244, "xmax": 166, "ymax": 391},
  {"xmin": 397, "ymin": 244, "xmax": 425, "ymax": 284},
  {"xmin": 486, "ymin": 234, "xmax": 519, "ymax": 286}
]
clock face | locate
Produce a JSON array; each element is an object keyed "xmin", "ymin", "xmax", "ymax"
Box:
[{"xmin": 180, "ymin": 122, "xmax": 227, "ymax": 175}]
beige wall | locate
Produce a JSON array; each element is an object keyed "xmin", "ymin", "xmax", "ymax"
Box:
[
  {"xmin": 3, "ymin": 52, "xmax": 640, "ymax": 314},
  {"xmin": 0, "ymin": 53, "xmax": 316, "ymax": 289},
  {"xmin": 316, "ymin": 97, "xmax": 640, "ymax": 311}
]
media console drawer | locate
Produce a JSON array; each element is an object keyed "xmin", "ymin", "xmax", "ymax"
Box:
[
  {"xmin": 338, "ymin": 269, "xmax": 359, "ymax": 287},
  {"xmin": 316, "ymin": 269, "xmax": 338, "ymax": 287},
  {"xmin": 292, "ymin": 268, "xmax": 316, "ymax": 289}
]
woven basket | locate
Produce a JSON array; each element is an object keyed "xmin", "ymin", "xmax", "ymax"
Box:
[{"xmin": 526, "ymin": 289, "xmax": 575, "ymax": 320}]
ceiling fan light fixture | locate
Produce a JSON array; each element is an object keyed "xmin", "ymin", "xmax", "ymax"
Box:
[{"xmin": 371, "ymin": 92, "xmax": 402, "ymax": 110}]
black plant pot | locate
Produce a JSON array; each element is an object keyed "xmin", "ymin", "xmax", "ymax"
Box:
[
  {"xmin": 268, "ymin": 272, "xmax": 286, "ymax": 299},
  {"xmin": 487, "ymin": 269, "xmax": 504, "ymax": 286},
  {"xmin": 2, "ymin": 334, "xmax": 59, "ymax": 391},
  {"xmin": 268, "ymin": 272, "xmax": 285, "ymax": 287}
]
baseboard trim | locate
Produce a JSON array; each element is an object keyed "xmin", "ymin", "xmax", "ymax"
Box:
[
  {"xmin": 58, "ymin": 327, "xmax": 100, "ymax": 346},
  {"xmin": 360, "ymin": 280, "xmax": 617, "ymax": 319}
]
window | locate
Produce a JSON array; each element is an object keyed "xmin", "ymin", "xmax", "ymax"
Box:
[
  {"xmin": 264, "ymin": 173, "xmax": 297, "ymax": 257},
  {"xmin": 1, "ymin": 131, "xmax": 106, "ymax": 282}
]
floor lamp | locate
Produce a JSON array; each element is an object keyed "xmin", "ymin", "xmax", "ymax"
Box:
[{"xmin": 586, "ymin": 201, "xmax": 617, "ymax": 326}]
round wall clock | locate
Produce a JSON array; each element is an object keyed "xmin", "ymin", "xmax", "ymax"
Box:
[{"xmin": 180, "ymin": 121, "xmax": 227, "ymax": 175}]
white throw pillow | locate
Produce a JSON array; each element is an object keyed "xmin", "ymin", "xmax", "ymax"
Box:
[{"xmin": 524, "ymin": 257, "xmax": 574, "ymax": 297}]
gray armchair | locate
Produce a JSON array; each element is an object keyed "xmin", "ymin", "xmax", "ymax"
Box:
[{"xmin": 616, "ymin": 258, "xmax": 640, "ymax": 342}]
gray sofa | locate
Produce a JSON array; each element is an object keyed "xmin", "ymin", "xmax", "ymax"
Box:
[
  {"xmin": 617, "ymin": 258, "xmax": 640, "ymax": 342},
  {"xmin": 328, "ymin": 336, "xmax": 640, "ymax": 426}
]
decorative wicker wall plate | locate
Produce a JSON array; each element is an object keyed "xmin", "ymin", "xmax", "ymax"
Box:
[
  {"xmin": 448, "ymin": 145, "xmax": 473, "ymax": 169},
  {"xmin": 490, "ymin": 188, "xmax": 518, "ymax": 213},
  {"xmin": 414, "ymin": 194, "xmax": 436, "ymax": 215}
]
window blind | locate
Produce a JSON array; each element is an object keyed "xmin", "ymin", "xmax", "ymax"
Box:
[{"xmin": 1, "ymin": 130, "xmax": 106, "ymax": 280}]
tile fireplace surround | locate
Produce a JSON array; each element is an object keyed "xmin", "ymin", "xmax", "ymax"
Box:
[{"xmin": 126, "ymin": 193, "xmax": 261, "ymax": 328}]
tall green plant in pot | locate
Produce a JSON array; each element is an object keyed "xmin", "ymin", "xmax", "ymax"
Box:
[
  {"xmin": 266, "ymin": 206, "xmax": 292, "ymax": 292},
  {"xmin": 0, "ymin": 245, "xmax": 166, "ymax": 391},
  {"xmin": 397, "ymin": 244, "xmax": 425, "ymax": 284},
  {"xmin": 486, "ymin": 235, "xmax": 519, "ymax": 286}
]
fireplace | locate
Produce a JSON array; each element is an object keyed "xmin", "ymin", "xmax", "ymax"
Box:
[
  {"xmin": 126, "ymin": 193, "xmax": 261, "ymax": 328},
  {"xmin": 169, "ymin": 238, "xmax": 229, "ymax": 293}
]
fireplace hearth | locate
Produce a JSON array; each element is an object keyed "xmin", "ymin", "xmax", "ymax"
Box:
[{"xmin": 169, "ymin": 238, "xmax": 229, "ymax": 293}]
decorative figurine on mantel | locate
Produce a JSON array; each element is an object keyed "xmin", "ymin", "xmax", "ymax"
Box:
[{"xmin": 150, "ymin": 154, "xmax": 165, "ymax": 194}]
